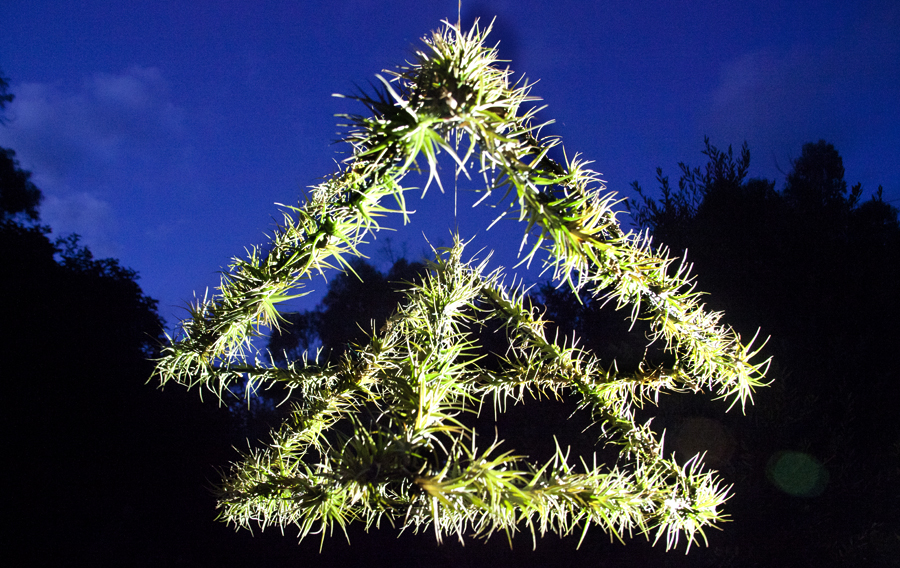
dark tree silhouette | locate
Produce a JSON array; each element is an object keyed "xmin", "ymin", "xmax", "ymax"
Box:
[
  {"xmin": 0, "ymin": 147, "xmax": 43, "ymax": 221},
  {"xmin": 627, "ymin": 138, "xmax": 900, "ymax": 567},
  {"xmin": 1, "ymin": 74, "xmax": 243, "ymax": 562},
  {"xmin": 1, "ymin": 69, "xmax": 43, "ymax": 222},
  {"xmin": 0, "ymin": 69, "xmax": 14, "ymax": 117},
  {"xmin": 784, "ymin": 140, "xmax": 861, "ymax": 212},
  {"xmin": 268, "ymin": 257, "xmax": 427, "ymax": 362}
]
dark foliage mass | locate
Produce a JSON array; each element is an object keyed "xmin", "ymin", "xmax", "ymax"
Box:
[
  {"xmin": 1, "ymin": 219, "xmax": 218, "ymax": 565},
  {"xmin": 0, "ymin": 70, "xmax": 13, "ymax": 116},
  {"xmin": 2, "ymin": 78, "xmax": 248, "ymax": 563},
  {"xmin": 268, "ymin": 257, "xmax": 428, "ymax": 362},
  {"xmin": 0, "ymin": 147, "xmax": 43, "ymax": 222},
  {"xmin": 0, "ymin": 74, "xmax": 42, "ymax": 220},
  {"xmin": 1, "ymin": 184, "xmax": 322, "ymax": 565},
  {"xmin": 627, "ymin": 138, "xmax": 900, "ymax": 567}
]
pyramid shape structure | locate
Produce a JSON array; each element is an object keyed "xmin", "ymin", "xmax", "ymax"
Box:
[{"xmin": 155, "ymin": 20, "xmax": 769, "ymax": 550}]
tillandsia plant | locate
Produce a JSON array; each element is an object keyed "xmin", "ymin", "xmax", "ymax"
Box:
[{"xmin": 155, "ymin": 20, "xmax": 769, "ymax": 551}]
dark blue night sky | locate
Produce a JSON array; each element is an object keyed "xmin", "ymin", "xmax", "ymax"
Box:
[{"xmin": 2, "ymin": 0, "xmax": 898, "ymax": 327}]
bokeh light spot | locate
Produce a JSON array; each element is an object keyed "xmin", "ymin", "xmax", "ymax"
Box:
[
  {"xmin": 765, "ymin": 451, "xmax": 829, "ymax": 497},
  {"xmin": 675, "ymin": 417, "xmax": 735, "ymax": 468}
]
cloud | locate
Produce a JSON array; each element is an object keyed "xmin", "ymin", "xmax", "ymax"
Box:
[
  {"xmin": 706, "ymin": 46, "xmax": 847, "ymax": 152},
  {"xmin": 42, "ymin": 190, "xmax": 119, "ymax": 257},
  {"xmin": 0, "ymin": 66, "xmax": 188, "ymax": 254},
  {"xmin": 0, "ymin": 66, "xmax": 184, "ymax": 180},
  {"xmin": 701, "ymin": 3, "xmax": 900, "ymax": 189}
]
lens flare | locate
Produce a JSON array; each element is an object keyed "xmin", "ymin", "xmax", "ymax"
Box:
[{"xmin": 765, "ymin": 451, "xmax": 829, "ymax": 497}]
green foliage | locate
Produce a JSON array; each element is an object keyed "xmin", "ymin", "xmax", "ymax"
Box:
[{"xmin": 155, "ymin": 20, "xmax": 768, "ymax": 550}]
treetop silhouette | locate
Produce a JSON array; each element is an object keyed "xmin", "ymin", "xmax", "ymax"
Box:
[{"xmin": 154, "ymin": 20, "xmax": 769, "ymax": 551}]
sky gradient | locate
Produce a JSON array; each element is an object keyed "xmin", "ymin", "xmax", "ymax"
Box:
[{"xmin": 2, "ymin": 0, "xmax": 898, "ymax": 327}]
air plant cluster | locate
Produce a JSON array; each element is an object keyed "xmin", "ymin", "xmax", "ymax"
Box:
[{"xmin": 155, "ymin": 20, "xmax": 769, "ymax": 551}]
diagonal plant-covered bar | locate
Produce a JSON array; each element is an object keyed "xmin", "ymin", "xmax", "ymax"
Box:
[{"xmin": 154, "ymin": 20, "xmax": 770, "ymax": 551}]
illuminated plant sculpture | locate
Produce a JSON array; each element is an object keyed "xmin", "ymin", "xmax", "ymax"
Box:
[{"xmin": 155, "ymin": 20, "xmax": 769, "ymax": 551}]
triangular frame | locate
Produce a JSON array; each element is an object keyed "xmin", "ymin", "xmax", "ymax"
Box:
[{"xmin": 155, "ymin": 20, "xmax": 769, "ymax": 550}]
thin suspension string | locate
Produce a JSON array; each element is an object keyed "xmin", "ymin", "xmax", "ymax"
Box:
[{"xmin": 455, "ymin": 0, "xmax": 461, "ymax": 219}]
